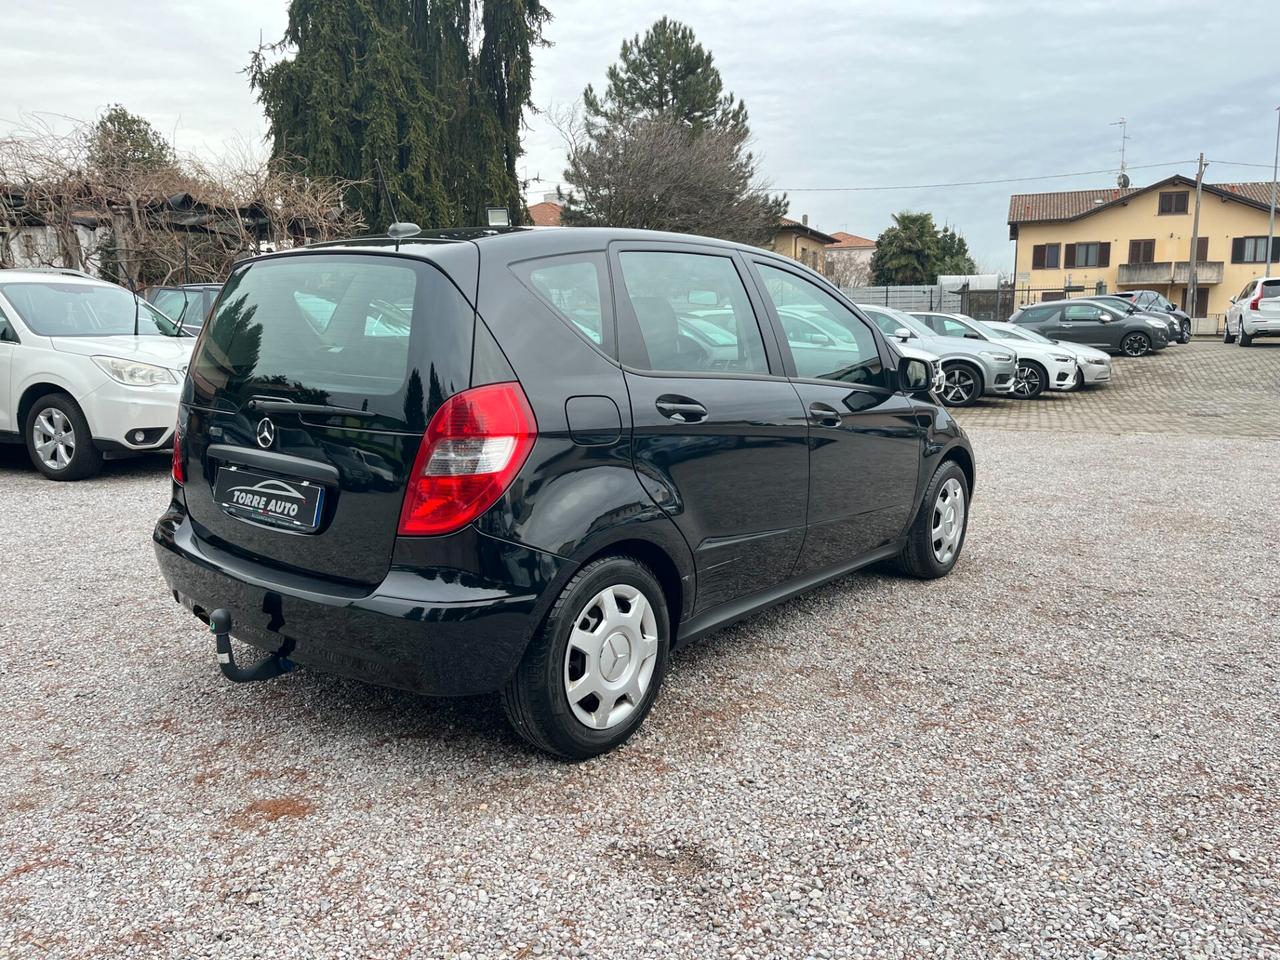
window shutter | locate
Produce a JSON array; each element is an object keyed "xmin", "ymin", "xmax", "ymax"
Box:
[
  {"xmin": 1098, "ymin": 242, "xmax": 1110, "ymax": 268},
  {"xmin": 1032, "ymin": 245, "xmax": 1045, "ymax": 269},
  {"xmin": 1128, "ymin": 240, "xmax": 1140, "ymax": 263},
  {"xmin": 1064, "ymin": 244, "xmax": 1076, "ymax": 268},
  {"xmin": 1196, "ymin": 236, "xmax": 1209, "ymax": 262},
  {"xmin": 1231, "ymin": 237, "xmax": 1245, "ymax": 263}
]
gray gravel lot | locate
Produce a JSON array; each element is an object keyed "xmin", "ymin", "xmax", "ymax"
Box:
[{"xmin": 1, "ymin": 416, "xmax": 1278, "ymax": 958}]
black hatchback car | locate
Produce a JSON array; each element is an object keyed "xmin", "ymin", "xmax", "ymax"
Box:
[{"xmin": 154, "ymin": 228, "xmax": 974, "ymax": 759}]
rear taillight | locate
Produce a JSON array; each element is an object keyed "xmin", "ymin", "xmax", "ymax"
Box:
[
  {"xmin": 397, "ymin": 382, "xmax": 537, "ymax": 536},
  {"xmin": 1250, "ymin": 287, "xmax": 1263, "ymax": 311},
  {"xmin": 171, "ymin": 418, "xmax": 185, "ymax": 486}
]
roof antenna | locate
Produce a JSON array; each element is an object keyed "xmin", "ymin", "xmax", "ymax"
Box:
[
  {"xmin": 375, "ymin": 158, "xmax": 420, "ymax": 249},
  {"xmin": 1111, "ymin": 117, "xmax": 1131, "ymax": 189}
]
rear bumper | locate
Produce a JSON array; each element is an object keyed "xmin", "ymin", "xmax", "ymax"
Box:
[
  {"xmin": 153, "ymin": 506, "xmax": 567, "ymax": 696},
  {"xmin": 1242, "ymin": 317, "xmax": 1280, "ymax": 336}
]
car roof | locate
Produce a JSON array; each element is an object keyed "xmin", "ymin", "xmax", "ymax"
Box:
[
  {"xmin": 0, "ymin": 269, "xmax": 116, "ymax": 287},
  {"xmin": 308, "ymin": 225, "xmax": 755, "ymax": 257}
]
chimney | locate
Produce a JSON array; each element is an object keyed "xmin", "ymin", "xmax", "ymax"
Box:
[{"xmin": 802, "ymin": 214, "xmax": 809, "ymax": 227}]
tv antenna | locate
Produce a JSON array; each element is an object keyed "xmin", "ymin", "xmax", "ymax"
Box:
[{"xmin": 1111, "ymin": 117, "xmax": 1130, "ymax": 188}]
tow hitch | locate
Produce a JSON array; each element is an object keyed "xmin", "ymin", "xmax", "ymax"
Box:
[{"xmin": 208, "ymin": 608, "xmax": 295, "ymax": 684}]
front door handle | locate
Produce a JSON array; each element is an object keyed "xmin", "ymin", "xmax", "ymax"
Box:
[
  {"xmin": 655, "ymin": 395, "xmax": 707, "ymax": 423},
  {"xmin": 808, "ymin": 401, "xmax": 842, "ymax": 427}
]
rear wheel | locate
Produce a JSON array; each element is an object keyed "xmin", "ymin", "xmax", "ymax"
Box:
[
  {"xmin": 1121, "ymin": 332, "xmax": 1151, "ymax": 357},
  {"xmin": 1223, "ymin": 319, "xmax": 1236, "ymax": 344},
  {"xmin": 1011, "ymin": 361, "xmax": 1046, "ymax": 399},
  {"xmin": 894, "ymin": 461, "xmax": 969, "ymax": 579},
  {"xmin": 502, "ymin": 556, "xmax": 670, "ymax": 760},
  {"xmin": 939, "ymin": 362, "xmax": 982, "ymax": 407},
  {"xmin": 1239, "ymin": 323, "xmax": 1253, "ymax": 347},
  {"xmin": 24, "ymin": 393, "xmax": 103, "ymax": 481}
]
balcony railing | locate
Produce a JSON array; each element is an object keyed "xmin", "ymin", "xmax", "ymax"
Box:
[{"xmin": 1117, "ymin": 261, "xmax": 1223, "ymax": 285}]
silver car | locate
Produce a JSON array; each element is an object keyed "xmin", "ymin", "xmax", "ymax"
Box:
[{"xmin": 857, "ymin": 304, "xmax": 1017, "ymax": 407}]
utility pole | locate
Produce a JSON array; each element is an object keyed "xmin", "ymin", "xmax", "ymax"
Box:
[
  {"xmin": 1187, "ymin": 153, "xmax": 1206, "ymax": 321},
  {"xmin": 1268, "ymin": 106, "xmax": 1279, "ymax": 276}
]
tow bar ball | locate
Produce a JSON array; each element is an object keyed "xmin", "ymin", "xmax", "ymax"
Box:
[{"xmin": 208, "ymin": 608, "xmax": 295, "ymax": 684}]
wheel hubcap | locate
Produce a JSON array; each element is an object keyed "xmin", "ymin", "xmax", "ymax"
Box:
[
  {"xmin": 563, "ymin": 584, "xmax": 659, "ymax": 730},
  {"xmin": 1123, "ymin": 335, "xmax": 1145, "ymax": 356},
  {"xmin": 941, "ymin": 368, "xmax": 975, "ymax": 405},
  {"xmin": 32, "ymin": 407, "xmax": 75, "ymax": 470},
  {"xmin": 931, "ymin": 478, "xmax": 965, "ymax": 565}
]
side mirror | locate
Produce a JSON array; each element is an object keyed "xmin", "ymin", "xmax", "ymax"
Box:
[
  {"xmin": 899, "ymin": 356, "xmax": 932, "ymax": 393},
  {"xmin": 892, "ymin": 327, "xmax": 913, "ymax": 341}
]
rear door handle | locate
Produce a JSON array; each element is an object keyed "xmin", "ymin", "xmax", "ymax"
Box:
[
  {"xmin": 655, "ymin": 395, "xmax": 707, "ymax": 423},
  {"xmin": 808, "ymin": 401, "xmax": 842, "ymax": 427}
]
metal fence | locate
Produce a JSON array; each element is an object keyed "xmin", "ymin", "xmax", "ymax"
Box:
[{"xmin": 838, "ymin": 284, "xmax": 962, "ymax": 314}]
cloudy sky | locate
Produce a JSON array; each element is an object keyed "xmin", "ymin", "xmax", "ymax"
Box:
[{"xmin": 4, "ymin": 0, "xmax": 1279, "ymax": 266}]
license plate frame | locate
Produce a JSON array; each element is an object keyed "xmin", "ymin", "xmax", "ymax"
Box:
[{"xmin": 213, "ymin": 465, "xmax": 325, "ymax": 532}]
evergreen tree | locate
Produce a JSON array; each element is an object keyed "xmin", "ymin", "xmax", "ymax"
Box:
[
  {"xmin": 87, "ymin": 105, "xmax": 176, "ymax": 176},
  {"xmin": 583, "ymin": 17, "xmax": 746, "ymax": 133},
  {"xmin": 870, "ymin": 211, "xmax": 942, "ymax": 285},
  {"xmin": 936, "ymin": 225, "xmax": 977, "ymax": 276},
  {"xmin": 249, "ymin": 0, "xmax": 549, "ymax": 230}
]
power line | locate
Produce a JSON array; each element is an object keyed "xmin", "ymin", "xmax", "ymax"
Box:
[
  {"xmin": 774, "ymin": 159, "xmax": 1198, "ymax": 193},
  {"xmin": 1207, "ymin": 158, "xmax": 1280, "ymax": 169}
]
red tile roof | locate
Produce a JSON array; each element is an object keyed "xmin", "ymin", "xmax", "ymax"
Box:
[
  {"xmin": 827, "ymin": 232, "xmax": 876, "ymax": 249},
  {"xmin": 527, "ymin": 200, "xmax": 562, "ymax": 227},
  {"xmin": 776, "ymin": 217, "xmax": 837, "ymax": 244},
  {"xmin": 1008, "ymin": 175, "xmax": 1278, "ymax": 225}
]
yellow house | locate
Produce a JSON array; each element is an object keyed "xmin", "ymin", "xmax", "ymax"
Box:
[
  {"xmin": 771, "ymin": 216, "xmax": 837, "ymax": 275},
  {"xmin": 1008, "ymin": 175, "xmax": 1278, "ymax": 321}
]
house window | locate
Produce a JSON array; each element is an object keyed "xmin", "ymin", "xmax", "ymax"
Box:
[
  {"xmin": 1195, "ymin": 236, "xmax": 1209, "ymax": 262},
  {"xmin": 1031, "ymin": 243, "xmax": 1060, "ymax": 270},
  {"xmin": 1064, "ymin": 242, "xmax": 1109, "ymax": 269},
  {"xmin": 1128, "ymin": 239, "xmax": 1156, "ymax": 264},
  {"xmin": 1158, "ymin": 191, "xmax": 1189, "ymax": 215},
  {"xmin": 1231, "ymin": 236, "xmax": 1279, "ymax": 264}
]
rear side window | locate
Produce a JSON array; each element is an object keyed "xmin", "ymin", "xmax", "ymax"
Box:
[
  {"xmin": 616, "ymin": 251, "xmax": 768, "ymax": 374},
  {"xmin": 191, "ymin": 254, "xmax": 473, "ymax": 429},
  {"xmin": 755, "ymin": 263, "xmax": 885, "ymax": 388},
  {"xmin": 512, "ymin": 255, "xmax": 608, "ymax": 346}
]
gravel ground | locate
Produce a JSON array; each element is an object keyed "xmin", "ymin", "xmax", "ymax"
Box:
[{"xmin": 0, "ymin": 423, "xmax": 1277, "ymax": 960}]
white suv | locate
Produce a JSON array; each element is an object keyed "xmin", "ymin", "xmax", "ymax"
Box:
[
  {"xmin": 1224, "ymin": 277, "xmax": 1280, "ymax": 346},
  {"xmin": 0, "ymin": 269, "xmax": 195, "ymax": 480}
]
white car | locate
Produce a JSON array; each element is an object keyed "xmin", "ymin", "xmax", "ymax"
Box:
[
  {"xmin": 1224, "ymin": 277, "xmax": 1280, "ymax": 346},
  {"xmin": 911, "ymin": 312, "xmax": 1077, "ymax": 399},
  {"xmin": 0, "ymin": 269, "xmax": 195, "ymax": 480},
  {"xmin": 982, "ymin": 321, "xmax": 1113, "ymax": 389}
]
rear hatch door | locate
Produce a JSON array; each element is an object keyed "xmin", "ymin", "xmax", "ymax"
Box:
[{"xmin": 183, "ymin": 251, "xmax": 474, "ymax": 585}]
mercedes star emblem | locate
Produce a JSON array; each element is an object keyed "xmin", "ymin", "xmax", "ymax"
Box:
[{"xmin": 255, "ymin": 418, "xmax": 276, "ymax": 449}]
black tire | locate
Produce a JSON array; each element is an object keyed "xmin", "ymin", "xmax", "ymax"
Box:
[
  {"xmin": 24, "ymin": 393, "xmax": 103, "ymax": 481},
  {"xmin": 1012, "ymin": 361, "xmax": 1046, "ymax": 400},
  {"xmin": 938, "ymin": 362, "xmax": 983, "ymax": 408},
  {"xmin": 894, "ymin": 460, "xmax": 969, "ymax": 580},
  {"xmin": 1180, "ymin": 320, "xmax": 1191, "ymax": 343},
  {"xmin": 1223, "ymin": 320, "xmax": 1236, "ymax": 344},
  {"xmin": 501, "ymin": 555, "xmax": 671, "ymax": 761},
  {"xmin": 1120, "ymin": 331, "xmax": 1151, "ymax": 357},
  {"xmin": 1239, "ymin": 324, "xmax": 1253, "ymax": 347},
  {"xmin": 1069, "ymin": 365, "xmax": 1085, "ymax": 391}
]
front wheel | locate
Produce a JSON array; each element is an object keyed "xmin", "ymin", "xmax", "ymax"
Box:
[
  {"xmin": 894, "ymin": 461, "xmax": 969, "ymax": 579},
  {"xmin": 1121, "ymin": 332, "xmax": 1151, "ymax": 357},
  {"xmin": 1180, "ymin": 320, "xmax": 1191, "ymax": 343},
  {"xmin": 502, "ymin": 556, "xmax": 670, "ymax": 760},
  {"xmin": 939, "ymin": 363, "xmax": 982, "ymax": 407},
  {"xmin": 25, "ymin": 393, "xmax": 103, "ymax": 481},
  {"xmin": 1011, "ymin": 361, "xmax": 1046, "ymax": 399}
]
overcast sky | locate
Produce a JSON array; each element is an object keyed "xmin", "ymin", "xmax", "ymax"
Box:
[{"xmin": 4, "ymin": 0, "xmax": 1279, "ymax": 267}]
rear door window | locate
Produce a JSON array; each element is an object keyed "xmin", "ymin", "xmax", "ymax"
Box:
[
  {"xmin": 192, "ymin": 254, "xmax": 473, "ymax": 428},
  {"xmin": 511, "ymin": 255, "xmax": 610, "ymax": 348},
  {"xmin": 615, "ymin": 251, "xmax": 769, "ymax": 374}
]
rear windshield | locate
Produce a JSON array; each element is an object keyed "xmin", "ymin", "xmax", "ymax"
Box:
[
  {"xmin": 0, "ymin": 281, "xmax": 185, "ymax": 337},
  {"xmin": 1263, "ymin": 280, "xmax": 1280, "ymax": 298},
  {"xmin": 190, "ymin": 254, "xmax": 473, "ymax": 428}
]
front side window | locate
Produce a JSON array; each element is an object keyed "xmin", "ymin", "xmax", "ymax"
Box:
[
  {"xmin": 617, "ymin": 251, "xmax": 768, "ymax": 374},
  {"xmin": 917, "ymin": 314, "xmax": 975, "ymax": 339},
  {"xmin": 0, "ymin": 304, "xmax": 16, "ymax": 343},
  {"xmin": 0, "ymin": 281, "xmax": 185, "ymax": 338},
  {"xmin": 1063, "ymin": 303, "xmax": 1106, "ymax": 321},
  {"xmin": 756, "ymin": 263, "xmax": 886, "ymax": 387}
]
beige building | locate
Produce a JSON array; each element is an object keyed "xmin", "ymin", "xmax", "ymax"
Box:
[
  {"xmin": 771, "ymin": 216, "xmax": 836, "ymax": 274},
  {"xmin": 1008, "ymin": 175, "xmax": 1278, "ymax": 318}
]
